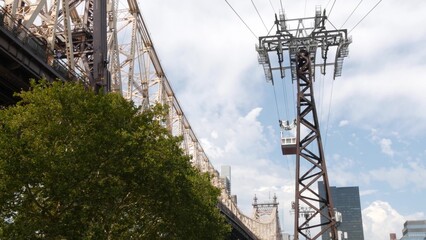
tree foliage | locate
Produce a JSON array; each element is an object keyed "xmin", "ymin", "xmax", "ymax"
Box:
[{"xmin": 0, "ymin": 81, "xmax": 230, "ymax": 239}]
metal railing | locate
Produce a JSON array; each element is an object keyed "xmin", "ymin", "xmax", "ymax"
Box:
[{"xmin": 0, "ymin": 6, "xmax": 87, "ymax": 83}]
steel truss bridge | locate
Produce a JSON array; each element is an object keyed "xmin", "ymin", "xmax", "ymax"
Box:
[{"xmin": 0, "ymin": 1, "xmax": 282, "ymax": 239}]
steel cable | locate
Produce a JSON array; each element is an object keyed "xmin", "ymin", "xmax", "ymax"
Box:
[
  {"xmin": 251, "ymin": 0, "xmax": 269, "ymax": 32},
  {"xmin": 349, "ymin": 0, "xmax": 384, "ymax": 34},
  {"xmin": 224, "ymin": 0, "xmax": 258, "ymax": 40}
]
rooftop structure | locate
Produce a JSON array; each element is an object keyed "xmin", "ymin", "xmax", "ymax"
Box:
[{"xmin": 400, "ymin": 220, "xmax": 426, "ymax": 240}]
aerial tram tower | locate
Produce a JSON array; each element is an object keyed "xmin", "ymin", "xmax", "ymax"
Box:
[{"xmin": 256, "ymin": 6, "xmax": 351, "ymax": 240}]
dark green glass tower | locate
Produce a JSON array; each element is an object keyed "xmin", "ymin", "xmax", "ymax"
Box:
[{"xmin": 318, "ymin": 181, "xmax": 365, "ymax": 240}]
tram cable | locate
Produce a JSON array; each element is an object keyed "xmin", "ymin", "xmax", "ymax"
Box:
[
  {"xmin": 304, "ymin": 0, "xmax": 308, "ymax": 17},
  {"xmin": 251, "ymin": 0, "xmax": 269, "ymax": 33},
  {"xmin": 271, "ymin": 83, "xmax": 283, "ymax": 131},
  {"xmin": 349, "ymin": 0, "xmax": 383, "ymax": 34},
  {"xmin": 318, "ymin": 74, "xmax": 326, "ymax": 129},
  {"xmin": 325, "ymin": 0, "xmax": 333, "ymax": 10},
  {"xmin": 324, "ymin": 78, "xmax": 335, "ymax": 148},
  {"xmin": 269, "ymin": 0, "xmax": 276, "ymax": 14},
  {"xmin": 340, "ymin": 0, "xmax": 363, "ymax": 28},
  {"xmin": 280, "ymin": 79, "xmax": 290, "ymax": 121},
  {"xmin": 328, "ymin": 0, "xmax": 337, "ymax": 18},
  {"xmin": 224, "ymin": 0, "xmax": 258, "ymax": 40},
  {"xmin": 279, "ymin": 0, "xmax": 284, "ymax": 14}
]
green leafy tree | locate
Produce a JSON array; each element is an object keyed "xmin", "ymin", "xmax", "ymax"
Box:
[{"xmin": 0, "ymin": 81, "xmax": 230, "ymax": 239}]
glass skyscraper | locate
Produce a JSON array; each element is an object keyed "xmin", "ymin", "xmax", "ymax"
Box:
[
  {"xmin": 318, "ymin": 181, "xmax": 365, "ymax": 240},
  {"xmin": 400, "ymin": 220, "xmax": 426, "ymax": 240}
]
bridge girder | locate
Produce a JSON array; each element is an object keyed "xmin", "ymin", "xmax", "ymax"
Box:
[{"xmin": 0, "ymin": 1, "xmax": 282, "ymax": 239}]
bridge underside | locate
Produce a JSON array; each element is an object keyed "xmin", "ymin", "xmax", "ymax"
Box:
[
  {"xmin": 226, "ymin": 227, "xmax": 258, "ymax": 240},
  {"xmin": 0, "ymin": 28, "xmax": 59, "ymax": 106},
  {"xmin": 0, "ymin": 28, "xmax": 33, "ymax": 105},
  {"xmin": 0, "ymin": 13, "xmax": 75, "ymax": 106}
]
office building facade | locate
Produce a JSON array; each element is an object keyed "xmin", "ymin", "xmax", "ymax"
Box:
[
  {"xmin": 318, "ymin": 181, "xmax": 365, "ymax": 240},
  {"xmin": 400, "ymin": 220, "xmax": 426, "ymax": 240},
  {"xmin": 220, "ymin": 165, "xmax": 231, "ymax": 194}
]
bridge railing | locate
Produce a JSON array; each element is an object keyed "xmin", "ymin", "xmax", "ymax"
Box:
[
  {"xmin": 220, "ymin": 192, "xmax": 282, "ymax": 240},
  {"xmin": 0, "ymin": 6, "xmax": 87, "ymax": 84}
]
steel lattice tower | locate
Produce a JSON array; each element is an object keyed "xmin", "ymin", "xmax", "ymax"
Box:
[{"xmin": 256, "ymin": 7, "xmax": 351, "ymax": 240}]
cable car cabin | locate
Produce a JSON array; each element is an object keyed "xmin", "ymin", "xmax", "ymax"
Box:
[
  {"xmin": 279, "ymin": 120, "xmax": 297, "ymax": 155},
  {"xmin": 281, "ymin": 136, "xmax": 297, "ymax": 155}
]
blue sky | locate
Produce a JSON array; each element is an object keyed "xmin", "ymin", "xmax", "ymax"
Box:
[{"xmin": 138, "ymin": 0, "xmax": 426, "ymax": 239}]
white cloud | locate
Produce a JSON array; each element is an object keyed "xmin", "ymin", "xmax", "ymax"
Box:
[
  {"xmin": 379, "ymin": 138, "xmax": 394, "ymax": 157},
  {"xmin": 210, "ymin": 130, "xmax": 219, "ymax": 139},
  {"xmin": 192, "ymin": 106, "xmax": 292, "ymax": 218},
  {"xmin": 327, "ymin": 154, "xmax": 359, "ymax": 186},
  {"xmin": 369, "ymin": 161, "xmax": 426, "ymax": 190},
  {"xmin": 362, "ymin": 201, "xmax": 405, "ymax": 240},
  {"xmin": 360, "ymin": 189, "xmax": 378, "ymax": 197},
  {"xmin": 405, "ymin": 211, "xmax": 426, "ymax": 221},
  {"xmin": 329, "ymin": 0, "xmax": 426, "ymax": 137},
  {"xmin": 370, "ymin": 128, "xmax": 379, "ymax": 141},
  {"xmin": 368, "ymin": 130, "xmax": 396, "ymax": 157},
  {"xmin": 339, "ymin": 120, "xmax": 349, "ymax": 127},
  {"xmin": 199, "ymin": 138, "xmax": 224, "ymax": 159},
  {"xmin": 332, "ymin": 58, "xmax": 426, "ymax": 136}
]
